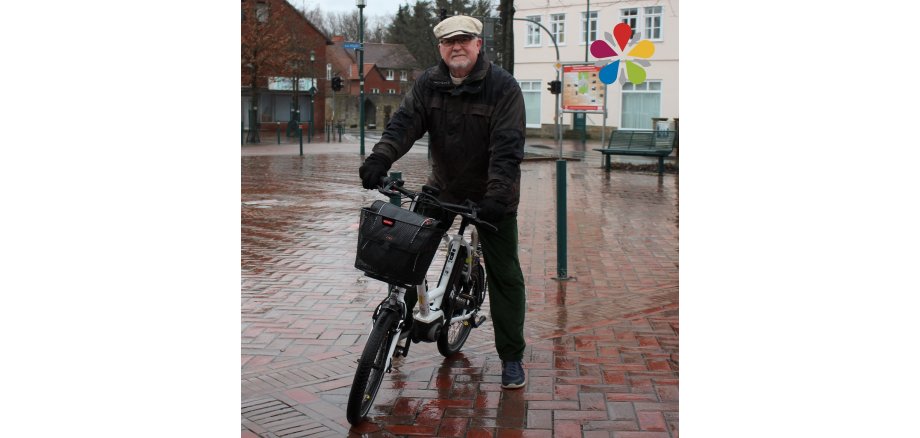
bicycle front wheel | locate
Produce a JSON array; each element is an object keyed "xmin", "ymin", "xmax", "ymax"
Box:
[{"xmin": 346, "ymin": 309, "xmax": 398, "ymax": 425}]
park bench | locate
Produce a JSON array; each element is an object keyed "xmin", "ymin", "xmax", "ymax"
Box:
[{"xmin": 593, "ymin": 130, "xmax": 677, "ymax": 175}]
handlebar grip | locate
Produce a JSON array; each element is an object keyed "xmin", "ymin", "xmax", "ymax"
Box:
[
  {"xmin": 378, "ymin": 176, "xmax": 405, "ymax": 188},
  {"xmin": 376, "ymin": 177, "xmax": 408, "ymax": 197}
]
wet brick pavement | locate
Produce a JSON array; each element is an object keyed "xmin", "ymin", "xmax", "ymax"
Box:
[{"xmin": 242, "ymin": 141, "xmax": 678, "ymax": 437}]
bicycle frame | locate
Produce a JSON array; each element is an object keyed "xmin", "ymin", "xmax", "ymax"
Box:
[
  {"xmin": 370, "ymin": 204, "xmax": 481, "ymax": 373},
  {"xmin": 416, "ymin": 229, "xmax": 478, "ymax": 323}
]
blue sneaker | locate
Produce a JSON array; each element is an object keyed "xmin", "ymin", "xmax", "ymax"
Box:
[{"xmin": 501, "ymin": 360, "xmax": 526, "ymax": 389}]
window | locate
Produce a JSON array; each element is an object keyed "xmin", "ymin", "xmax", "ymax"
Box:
[
  {"xmin": 621, "ymin": 80, "xmax": 661, "ymax": 130},
  {"xmin": 371, "ymin": 88, "xmax": 380, "ymax": 94},
  {"xmin": 621, "ymin": 7, "xmax": 663, "ymax": 41},
  {"xmin": 518, "ymin": 81, "xmax": 542, "ymax": 128},
  {"xmin": 526, "ymin": 16, "xmax": 541, "ymax": 46},
  {"xmin": 386, "ymin": 69, "xmax": 395, "ymax": 80},
  {"xmin": 255, "ymin": 2, "xmax": 269, "ymax": 23},
  {"xmin": 580, "ymin": 11, "xmax": 597, "ymax": 44},
  {"xmin": 551, "ymin": 14, "xmax": 565, "ymax": 45},
  {"xmin": 388, "ymin": 89, "xmax": 396, "ymax": 94},
  {"xmin": 620, "ymin": 8, "xmax": 638, "ymax": 39},
  {"xmin": 644, "ymin": 7, "xmax": 662, "ymax": 40},
  {"xmin": 400, "ymin": 70, "xmax": 408, "ymax": 82}
]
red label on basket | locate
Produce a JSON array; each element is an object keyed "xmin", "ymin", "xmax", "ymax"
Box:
[{"xmin": 382, "ymin": 218, "xmax": 395, "ymax": 227}]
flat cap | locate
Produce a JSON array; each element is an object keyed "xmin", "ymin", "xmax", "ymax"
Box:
[{"xmin": 433, "ymin": 15, "xmax": 483, "ymax": 39}]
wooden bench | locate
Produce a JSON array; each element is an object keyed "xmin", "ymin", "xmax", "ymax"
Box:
[{"xmin": 593, "ymin": 130, "xmax": 677, "ymax": 175}]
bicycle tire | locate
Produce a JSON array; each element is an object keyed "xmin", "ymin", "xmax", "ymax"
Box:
[
  {"xmin": 437, "ymin": 247, "xmax": 474, "ymax": 357},
  {"xmin": 346, "ymin": 309, "xmax": 398, "ymax": 425}
]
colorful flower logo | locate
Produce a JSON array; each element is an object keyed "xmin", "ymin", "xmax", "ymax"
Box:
[{"xmin": 590, "ymin": 22, "xmax": 655, "ymax": 85}]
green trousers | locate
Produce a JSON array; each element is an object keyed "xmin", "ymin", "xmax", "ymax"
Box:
[{"xmin": 405, "ymin": 212, "xmax": 527, "ymax": 361}]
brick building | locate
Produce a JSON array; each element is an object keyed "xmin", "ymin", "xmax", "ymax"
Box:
[
  {"xmin": 241, "ymin": 0, "xmax": 332, "ymax": 139},
  {"xmin": 325, "ymin": 36, "xmax": 420, "ymax": 130}
]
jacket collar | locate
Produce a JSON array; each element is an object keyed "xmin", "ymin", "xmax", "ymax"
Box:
[{"xmin": 430, "ymin": 51, "xmax": 490, "ymax": 95}]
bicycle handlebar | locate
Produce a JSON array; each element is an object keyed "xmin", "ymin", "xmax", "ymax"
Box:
[{"xmin": 376, "ymin": 177, "xmax": 498, "ymax": 232}]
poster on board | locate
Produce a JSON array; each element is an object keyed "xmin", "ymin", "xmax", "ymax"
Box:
[{"xmin": 560, "ymin": 64, "xmax": 605, "ymax": 113}]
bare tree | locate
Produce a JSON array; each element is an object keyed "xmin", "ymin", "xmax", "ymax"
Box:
[
  {"xmin": 280, "ymin": 9, "xmax": 326, "ymax": 136},
  {"xmin": 300, "ymin": 3, "xmax": 328, "ymax": 35},
  {"xmin": 242, "ymin": 0, "xmax": 293, "ymax": 143},
  {"xmin": 368, "ymin": 17, "xmax": 390, "ymax": 42}
]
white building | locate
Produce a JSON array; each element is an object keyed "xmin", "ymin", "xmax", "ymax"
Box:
[{"xmin": 512, "ymin": 0, "xmax": 678, "ymax": 137}]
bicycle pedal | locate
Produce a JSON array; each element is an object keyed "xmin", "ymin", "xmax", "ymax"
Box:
[{"xmin": 471, "ymin": 315, "xmax": 487, "ymax": 328}]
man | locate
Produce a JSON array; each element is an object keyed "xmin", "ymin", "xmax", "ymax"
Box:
[{"xmin": 358, "ymin": 15, "xmax": 527, "ymax": 389}]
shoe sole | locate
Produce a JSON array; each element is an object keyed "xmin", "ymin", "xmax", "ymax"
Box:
[{"xmin": 501, "ymin": 380, "xmax": 526, "ymax": 389}]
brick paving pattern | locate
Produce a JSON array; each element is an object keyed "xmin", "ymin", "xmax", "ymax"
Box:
[{"xmin": 242, "ymin": 143, "xmax": 678, "ymax": 437}]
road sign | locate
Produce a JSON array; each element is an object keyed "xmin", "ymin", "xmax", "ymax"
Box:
[{"xmin": 343, "ymin": 42, "xmax": 360, "ymax": 49}]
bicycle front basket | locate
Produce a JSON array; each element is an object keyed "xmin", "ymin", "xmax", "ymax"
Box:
[{"xmin": 355, "ymin": 200, "xmax": 444, "ymax": 287}]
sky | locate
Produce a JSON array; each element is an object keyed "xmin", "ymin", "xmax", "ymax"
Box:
[{"xmin": 297, "ymin": 0, "xmax": 409, "ymax": 17}]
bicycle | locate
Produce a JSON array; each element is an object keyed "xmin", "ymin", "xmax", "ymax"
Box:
[{"xmin": 347, "ymin": 177, "xmax": 495, "ymax": 425}]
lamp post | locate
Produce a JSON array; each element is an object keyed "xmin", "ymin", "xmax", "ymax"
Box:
[
  {"xmin": 514, "ymin": 17, "xmax": 570, "ymax": 281},
  {"xmin": 357, "ymin": 0, "xmax": 366, "ymax": 155},
  {"xmin": 310, "ymin": 49, "xmax": 316, "ymax": 143}
]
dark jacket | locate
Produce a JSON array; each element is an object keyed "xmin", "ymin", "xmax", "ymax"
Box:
[{"xmin": 371, "ymin": 52, "xmax": 525, "ymax": 213}]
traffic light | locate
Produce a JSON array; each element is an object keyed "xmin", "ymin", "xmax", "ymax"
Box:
[
  {"xmin": 547, "ymin": 80, "xmax": 561, "ymax": 95},
  {"xmin": 331, "ymin": 76, "xmax": 343, "ymax": 91}
]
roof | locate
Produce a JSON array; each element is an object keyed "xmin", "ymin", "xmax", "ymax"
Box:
[
  {"xmin": 329, "ymin": 39, "xmax": 419, "ymax": 70},
  {"xmin": 277, "ymin": 0, "xmax": 334, "ymax": 45},
  {"xmin": 362, "ymin": 43, "xmax": 419, "ymax": 69}
]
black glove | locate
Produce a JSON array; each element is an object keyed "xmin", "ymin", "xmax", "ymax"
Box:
[
  {"xmin": 359, "ymin": 153, "xmax": 392, "ymax": 189},
  {"xmin": 477, "ymin": 197, "xmax": 506, "ymax": 224}
]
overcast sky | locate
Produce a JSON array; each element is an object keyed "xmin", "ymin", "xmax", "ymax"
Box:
[{"xmin": 296, "ymin": 0, "xmax": 408, "ymax": 18}]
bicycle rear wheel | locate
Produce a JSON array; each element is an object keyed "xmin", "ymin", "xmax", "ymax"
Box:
[
  {"xmin": 346, "ymin": 309, "xmax": 398, "ymax": 425},
  {"xmin": 437, "ymin": 247, "xmax": 475, "ymax": 357}
]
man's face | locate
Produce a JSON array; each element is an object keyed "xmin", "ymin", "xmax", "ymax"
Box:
[{"xmin": 438, "ymin": 35, "xmax": 482, "ymax": 74}]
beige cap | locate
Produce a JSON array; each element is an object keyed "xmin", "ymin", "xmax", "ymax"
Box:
[{"xmin": 433, "ymin": 15, "xmax": 483, "ymax": 39}]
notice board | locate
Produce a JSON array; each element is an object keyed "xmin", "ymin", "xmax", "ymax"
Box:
[{"xmin": 560, "ymin": 64, "xmax": 606, "ymax": 113}]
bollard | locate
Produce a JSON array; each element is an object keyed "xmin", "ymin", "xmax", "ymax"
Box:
[
  {"xmin": 276, "ymin": 122, "xmax": 281, "ymax": 144},
  {"xmin": 306, "ymin": 123, "xmax": 311, "ymax": 144},
  {"xmin": 241, "ymin": 120, "xmax": 244, "ymax": 145},
  {"xmin": 388, "ymin": 171, "xmax": 402, "ymax": 206},
  {"xmin": 556, "ymin": 159, "xmax": 568, "ymax": 279},
  {"xmin": 298, "ymin": 124, "xmax": 303, "ymax": 156}
]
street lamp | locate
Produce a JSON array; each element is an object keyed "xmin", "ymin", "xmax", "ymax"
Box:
[
  {"xmin": 310, "ymin": 49, "xmax": 316, "ymax": 142},
  {"xmin": 357, "ymin": 0, "xmax": 366, "ymax": 155}
]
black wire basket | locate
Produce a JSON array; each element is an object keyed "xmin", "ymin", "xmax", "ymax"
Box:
[{"xmin": 355, "ymin": 200, "xmax": 444, "ymax": 287}]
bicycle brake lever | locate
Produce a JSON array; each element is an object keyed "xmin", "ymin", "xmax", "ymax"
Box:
[{"xmin": 466, "ymin": 200, "xmax": 498, "ymax": 232}]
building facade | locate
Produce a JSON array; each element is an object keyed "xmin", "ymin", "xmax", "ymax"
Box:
[
  {"xmin": 512, "ymin": 0, "xmax": 678, "ymax": 137},
  {"xmin": 325, "ymin": 37, "xmax": 420, "ymax": 131},
  {"xmin": 241, "ymin": 0, "xmax": 332, "ymax": 138}
]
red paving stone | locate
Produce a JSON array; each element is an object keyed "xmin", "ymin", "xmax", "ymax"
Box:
[{"xmin": 242, "ymin": 143, "xmax": 678, "ymax": 437}]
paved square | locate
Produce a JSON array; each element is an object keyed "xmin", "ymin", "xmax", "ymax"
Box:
[{"xmin": 242, "ymin": 143, "xmax": 678, "ymax": 437}]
